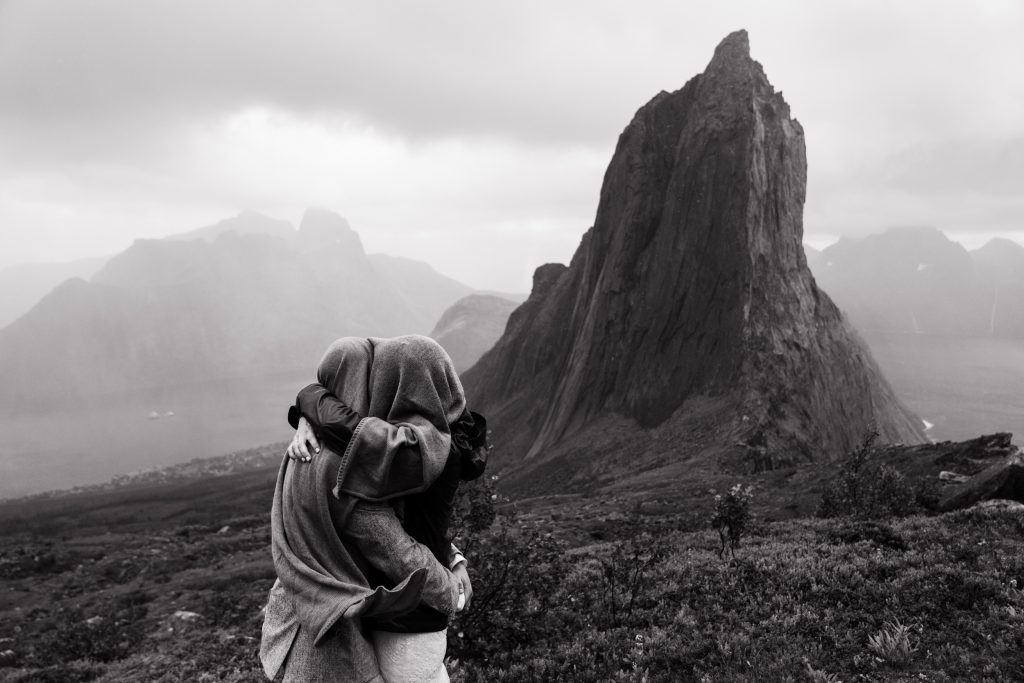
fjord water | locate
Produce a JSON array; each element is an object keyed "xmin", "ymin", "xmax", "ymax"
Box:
[
  {"xmin": 867, "ymin": 333, "xmax": 1024, "ymax": 443},
  {"xmin": 0, "ymin": 371, "xmax": 308, "ymax": 499}
]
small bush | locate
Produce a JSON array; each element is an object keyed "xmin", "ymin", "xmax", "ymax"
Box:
[
  {"xmin": 817, "ymin": 431, "xmax": 916, "ymax": 519},
  {"xmin": 711, "ymin": 484, "xmax": 753, "ymax": 560},
  {"xmin": 450, "ymin": 475, "xmax": 499, "ymax": 554},
  {"xmin": 593, "ymin": 528, "xmax": 667, "ymax": 629}
]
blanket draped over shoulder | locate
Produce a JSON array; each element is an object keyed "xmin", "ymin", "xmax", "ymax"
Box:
[
  {"xmin": 269, "ymin": 334, "xmax": 466, "ymax": 646},
  {"xmin": 329, "ymin": 335, "xmax": 467, "ymax": 509}
]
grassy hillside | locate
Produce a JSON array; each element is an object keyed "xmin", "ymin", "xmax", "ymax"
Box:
[{"xmin": 1, "ymin": 458, "xmax": 1022, "ymax": 682}]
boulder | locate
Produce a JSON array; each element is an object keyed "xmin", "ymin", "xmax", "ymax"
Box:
[
  {"xmin": 972, "ymin": 499, "xmax": 1024, "ymax": 512},
  {"xmin": 939, "ymin": 471, "xmax": 970, "ymax": 484},
  {"xmin": 940, "ymin": 451, "xmax": 1024, "ymax": 511}
]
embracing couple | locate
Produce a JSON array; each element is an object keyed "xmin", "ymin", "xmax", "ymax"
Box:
[{"xmin": 259, "ymin": 335, "xmax": 488, "ymax": 682}]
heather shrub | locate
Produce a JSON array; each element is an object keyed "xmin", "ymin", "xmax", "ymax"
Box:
[
  {"xmin": 35, "ymin": 598, "xmax": 147, "ymax": 664},
  {"xmin": 450, "ymin": 474, "xmax": 499, "ymax": 554},
  {"xmin": 817, "ymin": 430, "xmax": 917, "ymax": 519},
  {"xmin": 448, "ymin": 475, "xmax": 574, "ymax": 664},
  {"xmin": 447, "ymin": 515, "xmax": 574, "ymax": 663},
  {"xmin": 826, "ymin": 520, "xmax": 908, "ymax": 551},
  {"xmin": 447, "ymin": 478, "xmax": 671, "ymax": 678},
  {"xmin": 591, "ymin": 527, "xmax": 668, "ymax": 629}
]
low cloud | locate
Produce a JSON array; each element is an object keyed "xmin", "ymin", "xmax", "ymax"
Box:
[{"xmin": 1, "ymin": 0, "xmax": 1022, "ymax": 289}]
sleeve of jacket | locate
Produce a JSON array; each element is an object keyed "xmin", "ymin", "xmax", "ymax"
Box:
[
  {"xmin": 289, "ymin": 383, "xmax": 362, "ymax": 452},
  {"xmin": 337, "ymin": 501, "xmax": 459, "ymax": 617}
]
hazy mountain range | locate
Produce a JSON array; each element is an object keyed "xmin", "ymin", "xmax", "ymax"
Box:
[
  {"xmin": 806, "ymin": 227, "xmax": 1024, "ymax": 338},
  {"xmin": 0, "ymin": 256, "xmax": 108, "ymax": 329},
  {"xmin": 0, "ymin": 208, "xmax": 530, "ymax": 497},
  {"xmin": 0, "ymin": 208, "xmax": 494, "ymax": 408}
]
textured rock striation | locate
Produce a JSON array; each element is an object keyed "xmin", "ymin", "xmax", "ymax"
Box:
[{"xmin": 464, "ymin": 31, "xmax": 925, "ymax": 490}]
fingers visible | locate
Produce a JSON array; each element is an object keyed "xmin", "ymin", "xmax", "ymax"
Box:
[
  {"xmin": 286, "ymin": 438, "xmax": 312, "ymax": 463},
  {"xmin": 307, "ymin": 432, "xmax": 321, "ymax": 454},
  {"xmin": 303, "ymin": 440, "xmax": 319, "ymax": 462}
]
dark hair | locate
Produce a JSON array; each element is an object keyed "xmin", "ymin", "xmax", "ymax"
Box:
[{"xmin": 451, "ymin": 410, "xmax": 488, "ymax": 480}]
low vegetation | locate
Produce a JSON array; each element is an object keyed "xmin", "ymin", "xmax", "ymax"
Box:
[
  {"xmin": 445, "ymin": 485, "xmax": 1024, "ymax": 682},
  {"xmin": 1, "ymin": 445, "xmax": 1023, "ymax": 681},
  {"xmin": 816, "ymin": 431, "xmax": 919, "ymax": 520}
]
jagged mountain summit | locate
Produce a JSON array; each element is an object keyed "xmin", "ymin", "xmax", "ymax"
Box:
[{"xmin": 464, "ymin": 31, "xmax": 926, "ymax": 492}]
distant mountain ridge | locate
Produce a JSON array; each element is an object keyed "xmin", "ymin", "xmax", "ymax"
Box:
[
  {"xmin": 808, "ymin": 227, "xmax": 1024, "ymax": 337},
  {"xmin": 429, "ymin": 294, "xmax": 522, "ymax": 372},
  {"xmin": 165, "ymin": 210, "xmax": 296, "ymax": 243},
  {"xmin": 464, "ymin": 31, "xmax": 925, "ymax": 494},
  {"xmin": 0, "ymin": 209, "xmax": 475, "ymax": 406},
  {"xmin": 0, "ymin": 256, "xmax": 108, "ymax": 329}
]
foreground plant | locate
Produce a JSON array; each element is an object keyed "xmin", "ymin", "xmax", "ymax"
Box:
[
  {"xmin": 817, "ymin": 429, "xmax": 916, "ymax": 519},
  {"xmin": 867, "ymin": 619, "xmax": 916, "ymax": 667},
  {"xmin": 711, "ymin": 484, "xmax": 753, "ymax": 560}
]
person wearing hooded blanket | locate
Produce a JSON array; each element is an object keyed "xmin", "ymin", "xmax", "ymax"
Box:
[
  {"xmin": 287, "ymin": 364, "xmax": 488, "ymax": 681},
  {"xmin": 261, "ymin": 335, "xmax": 468, "ymax": 682}
]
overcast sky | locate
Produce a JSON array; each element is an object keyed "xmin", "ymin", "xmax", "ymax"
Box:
[{"xmin": 1, "ymin": 1, "xmax": 1022, "ymax": 291}]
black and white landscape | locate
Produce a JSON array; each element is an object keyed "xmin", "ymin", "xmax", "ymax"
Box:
[
  {"xmin": 1, "ymin": 4, "xmax": 1023, "ymax": 682},
  {"xmin": 0, "ymin": 208, "xmax": 525, "ymax": 498}
]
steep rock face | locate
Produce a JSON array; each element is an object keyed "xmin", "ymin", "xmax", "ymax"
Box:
[{"xmin": 464, "ymin": 31, "xmax": 925, "ymax": 490}]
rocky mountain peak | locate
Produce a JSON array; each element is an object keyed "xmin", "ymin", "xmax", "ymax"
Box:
[
  {"xmin": 463, "ymin": 32, "xmax": 925, "ymax": 492},
  {"xmin": 297, "ymin": 208, "xmax": 364, "ymax": 254},
  {"xmin": 703, "ymin": 29, "xmax": 755, "ymax": 85}
]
